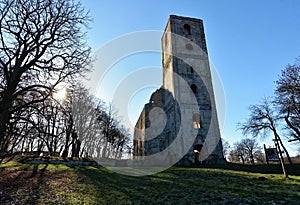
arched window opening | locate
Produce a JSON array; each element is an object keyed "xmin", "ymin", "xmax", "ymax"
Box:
[
  {"xmin": 184, "ymin": 24, "xmax": 191, "ymax": 35},
  {"xmin": 193, "ymin": 113, "xmax": 201, "ymax": 129},
  {"xmin": 190, "ymin": 84, "xmax": 197, "ymax": 93}
]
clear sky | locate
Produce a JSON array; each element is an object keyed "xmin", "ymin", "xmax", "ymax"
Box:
[{"xmin": 81, "ymin": 0, "xmax": 300, "ymax": 155}]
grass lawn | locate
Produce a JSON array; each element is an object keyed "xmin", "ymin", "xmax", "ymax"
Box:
[{"xmin": 0, "ymin": 162, "xmax": 300, "ymax": 204}]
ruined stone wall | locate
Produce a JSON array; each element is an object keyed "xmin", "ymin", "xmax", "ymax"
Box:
[{"xmin": 133, "ymin": 15, "xmax": 226, "ymax": 165}]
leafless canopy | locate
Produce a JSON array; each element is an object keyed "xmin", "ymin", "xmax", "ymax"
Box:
[
  {"xmin": 238, "ymin": 97, "xmax": 279, "ymax": 139},
  {"xmin": 0, "ymin": 0, "xmax": 91, "ymax": 144},
  {"xmin": 275, "ymin": 58, "xmax": 300, "ymax": 141}
]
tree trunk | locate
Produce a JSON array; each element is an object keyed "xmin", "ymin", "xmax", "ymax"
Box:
[
  {"xmin": 285, "ymin": 116, "xmax": 300, "ymax": 141},
  {"xmin": 250, "ymin": 153, "xmax": 254, "ymax": 164},
  {"xmin": 275, "ymin": 133, "xmax": 293, "ymax": 165},
  {"xmin": 62, "ymin": 134, "xmax": 70, "ymax": 158},
  {"xmin": 75, "ymin": 139, "xmax": 81, "ymax": 158},
  {"xmin": 71, "ymin": 132, "xmax": 79, "ymax": 158},
  {"xmin": 0, "ymin": 106, "xmax": 11, "ymax": 150},
  {"xmin": 0, "ymin": 71, "xmax": 22, "ymax": 151},
  {"xmin": 274, "ymin": 135, "xmax": 289, "ymax": 178},
  {"xmin": 241, "ymin": 155, "xmax": 245, "ymax": 164}
]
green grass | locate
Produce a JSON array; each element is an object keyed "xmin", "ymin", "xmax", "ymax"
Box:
[
  {"xmin": 190, "ymin": 163, "xmax": 300, "ymax": 175},
  {"xmin": 0, "ymin": 162, "xmax": 300, "ymax": 204}
]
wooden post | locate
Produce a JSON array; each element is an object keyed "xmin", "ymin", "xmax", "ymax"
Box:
[{"xmin": 273, "ymin": 137, "xmax": 288, "ymax": 178}]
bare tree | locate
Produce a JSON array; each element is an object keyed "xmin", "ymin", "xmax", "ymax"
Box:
[
  {"xmin": 254, "ymin": 150, "xmax": 265, "ymax": 164},
  {"xmin": 232, "ymin": 142, "xmax": 247, "ymax": 164},
  {"xmin": 229, "ymin": 138, "xmax": 264, "ymax": 164},
  {"xmin": 59, "ymin": 84, "xmax": 131, "ymax": 159},
  {"xmin": 240, "ymin": 138, "xmax": 262, "ymax": 164},
  {"xmin": 70, "ymin": 84, "xmax": 103, "ymax": 158},
  {"xmin": 0, "ymin": 0, "xmax": 91, "ymax": 152},
  {"xmin": 238, "ymin": 97, "xmax": 292, "ymax": 164},
  {"xmin": 275, "ymin": 57, "xmax": 300, "ymax": 142}
]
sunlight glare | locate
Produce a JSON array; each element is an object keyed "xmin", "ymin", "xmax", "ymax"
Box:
[{"xmin": 53, "ymin": 87, "xmax": 66, "ymax": 101}]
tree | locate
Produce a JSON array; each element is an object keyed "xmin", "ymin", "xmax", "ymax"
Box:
[
  {"xmin": 95, "ymin": 103, "xmax": 131, "ymax": 159},
  {"xmin": 275, "ymin": 57, "xmax": 300, "ymax": 142},
  {"xmin": 69, "ymin": 84, "xmax": 103, "ymax": 158},
  {"xmin": 59, "ymin": 85, "xmax": 131, "ymax": 159},
  {"xmin": 229, "ymin": 138, "xmax": 264, "ymax": 164},
  {"xmin": 232, "ymin": 142, "xmax": 247, "ymax": 164},
  {"xmin": 254, "ymin": 150, "xmax": 265, "ymax": 164},
  {"xmin": 0, "ymin": 0, "xmax": 91, "ymax": 153},
  {"xmin": 222, "ymin": 139, "xmax": 230, "ymax": 161},
  {"xmin": 240, "ymin": 138, "xmax": 262, "ymax": 164},
  {"xmin": 238, "ymin": 97, "xmax": 292, "ymax": 165},
  {"xmin": 228, "ymin": 150, "xmax": 240, "ymax": 163}
]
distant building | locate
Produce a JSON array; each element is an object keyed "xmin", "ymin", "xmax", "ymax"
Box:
[{"xmin": 133, "ymin": 15, "xmax": 226, "ymax": 166}]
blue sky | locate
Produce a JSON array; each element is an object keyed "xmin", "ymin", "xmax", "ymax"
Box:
[{"xmin": 81, "ymin": 0, "xmax": 300, "ymax": 155}]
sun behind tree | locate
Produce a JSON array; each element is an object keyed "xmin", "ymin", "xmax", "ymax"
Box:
[{"xmin": 53, "ymin": 87, "xmax": 67, "ymax": 101}]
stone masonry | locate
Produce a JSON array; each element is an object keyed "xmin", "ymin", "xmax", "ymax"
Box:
[{"xmin": 133, "ymin": 15, "xmax": 226, "ymax": 166}]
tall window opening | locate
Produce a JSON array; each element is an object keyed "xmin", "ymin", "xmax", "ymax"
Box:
[
  {"xmin": 193, "ymin": 113, "xmax": 201, "ymax": 129},
  {"xmin": 190, "ymin": 84, "xmax": 197, "ymax": 93},
  {"xmin": 184, "ymin": 24, "xmax": 191, "ymax": 35}
]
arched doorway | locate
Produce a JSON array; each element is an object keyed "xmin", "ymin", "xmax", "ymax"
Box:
[{"xmin": 194, "ymin": 144, "xmax": 203, "ymax": 165}]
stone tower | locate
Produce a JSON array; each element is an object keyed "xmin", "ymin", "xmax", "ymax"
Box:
[{"xmin": 133, "ymin": 15, "xmax": 226, "ymax": 166}]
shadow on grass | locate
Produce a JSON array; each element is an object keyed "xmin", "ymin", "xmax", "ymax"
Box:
[
  {"xmin": 0, "ymin": 163, "xmax": 49, "ymax": 204},
  {"xmin": 2, "ymin": 162, "xmax": 300, "ymax": 204},
  {"xmin": 69, "ymin": 165, "xmax": 300, "ymax": 204},
  {"xmin": 192, "ymin": 163, "xmax": 300, "ymax": 176},
  {"xmin": 24, "ymin": 164, "xmax": 48, "ymax": 204}
]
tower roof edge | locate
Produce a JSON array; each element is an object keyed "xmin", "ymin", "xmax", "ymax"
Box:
[{"xmin": 169, "ymin": 15, "xmax": 203, "ymax": 22}]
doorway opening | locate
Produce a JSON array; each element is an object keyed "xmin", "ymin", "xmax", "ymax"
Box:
[{"xmin": 194, "ymin": 144, "xmax": 203, "ymax": 164}]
